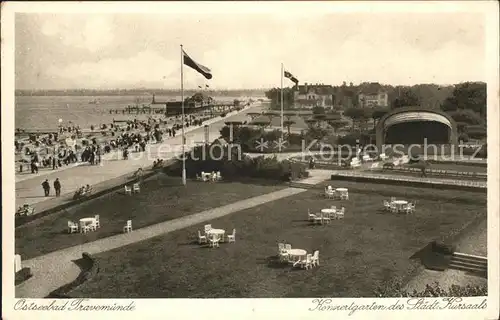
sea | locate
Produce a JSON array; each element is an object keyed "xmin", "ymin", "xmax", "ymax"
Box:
[{"xmin": 15, "ymin": 95, "xmax": 259, "ymax": 130}]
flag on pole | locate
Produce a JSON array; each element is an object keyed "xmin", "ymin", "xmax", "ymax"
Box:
[
  {"xmin": 284, "ymin": 70, "xmax": 298, "ymax": 85},
  {"xmin": 182, "ymin": 49, "xmax": 212, "ymax": 79}
]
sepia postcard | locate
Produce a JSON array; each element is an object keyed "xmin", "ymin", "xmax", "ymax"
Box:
[{"xmin": 1, "ymin": 1, "xmax": 499, "ymax": 319}]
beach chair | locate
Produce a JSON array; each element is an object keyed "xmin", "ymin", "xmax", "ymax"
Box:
[
  {"xmin": 67, "ymin": 221, "xmax": 78, "ymax": 234},
  {"xmin": 132, "ymin": 183, "xmax": 140, "ymax": 193},
  {"xmin": 123, "ymin": 220, "xmax": 133, "ymax": 233},
  {"xmin": 124, "ymin": 185, "xmax": 132, "ymax": 195}
]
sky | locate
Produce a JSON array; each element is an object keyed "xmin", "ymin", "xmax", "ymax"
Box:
[{"xmin": 14, "ymin": 10, "xmax": 486, "ymax": 90}]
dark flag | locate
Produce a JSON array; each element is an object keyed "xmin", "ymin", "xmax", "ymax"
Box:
[
  {"xmin": 284, "ymin": 70, "xmax": 298, "ymax": 85},
  {"xmin": 183, "ymin": 50, "xmax": 212, "ymax": 80}
]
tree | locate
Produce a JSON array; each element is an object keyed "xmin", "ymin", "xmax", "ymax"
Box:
[
  {"xmin": 391, "ymin": 87, "xmax": 421, "ymax": 108},
  {"xmin": 283, "ymin": 120, "xmax": 296, "ymax": 136},
  {"xmin": 262, "ymin": 111, "xmax": 279, "ymax": 127},
  {"xmin": 246, "ymin": 112, "xmax": 262, "ymax": 121},
  {"xmin": 371, "ymin": 107, "xmax": 390, "ymax": 130},
  {"xmin": 449, "ymin": 109, "xmax": 485, "ymax": 126},
  {"xmin": 344, "ymin": 107, "xmax": 366, "ymax": 131},
  {"xmin": 442, "ymin": 82, "xmax": 486, "ymax": 118},
  {"xmin": 264, "ymin": 87, "xmax": 295, "ymax": 110},
  {"xmin": 327, "ymin": 119, "xmax": 348, "ymax": 134}
]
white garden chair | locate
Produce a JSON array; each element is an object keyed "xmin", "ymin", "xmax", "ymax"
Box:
[
  {"xmin": 68, "ymin": 221, "xmax": 79, "ymax": 234},
  {"xmin": 390, "ymin": 197, "xmax": 396, "ymax": 202},
  {"xmin": 132, "ymin": 183, "xmax": 140, "ymax": 193},
  {"xmin": 314, "ymin": 214, "xmax": 323, "ymax": 225},
  {"xmin": 227, "ymin": 229, "xmax": 236, "ymax": 243},
  {"xmin": 340, "ymin": 191, "xmax": 349, "ymax": 200},
  {"xmin": 209, "ymin": 234, "xmax": 220, "ymax": 248},
  {"xmin": 322, "ymin": 213, "xmax": 331, "ymax": 224},
  {"xmin": 308, "ymin": 209, "xmax": 316, "ymax": 221},
  {"xmin": 325, "ymin": 190, "xmax": 335, "ymax": 199},
  {"xmin": 278, "ymin": 243, "xmax": 285, "ymax": 253},
  {"xmin": 383, "ymin": 200, "xmax": 391, "ymax": 211},
  {"xmin": 285, "ymin": 244, "xmax": 292, "ymax": 251},
  {"xmin": 337, "ymin": 208, "xmax": 345, "ymax": 219},
  {"xmin": 216, "ymin": 171, "xmax": 222, "ymax": 181},
  {"xmin": 312, "ymin": 250, "xmax": 320, "ymax": 267},
  {"xmin": 124, "ymin": 185, "xmax": 132, "ymax": 195},
  {"xmin": 79, "ymin": 221, "xmax": 91, "ymax": 234},
  {"xmin": 406, "ymin": 203, "xmax": 416, "ymax": 214},
  {"xmin": 389, "ymin": 203, "xmax": 398, "ymax": 213},
  {"xmin": 204, "ymin": 224, "xmax": 212, "ymax": 235},
  {"xmin": 198, "ymin": 230, "xmax": 207, "ymax": 244},
  {"xmin": 94, "ymin": 215, "xmax": 100, "ymax": 228},
  {"xmin": 196, "ymin": 174, "xmax": 203, "ymax": 181},
  {"xmin": 294, "ymin": 254, "xmax": 312, "ymax": 269},
  {"xmin": 123, "ymin": 220, "xmax": 133, "ymax": 233}
]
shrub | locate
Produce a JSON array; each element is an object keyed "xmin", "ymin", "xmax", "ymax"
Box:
[
  {"xmin": 374, "ymin": 279, "xmax": 487, "ymax": 298},
  {"xmin": 382, "ymin": 162, "xmax": 395, "ymax": 169},
  {"xmin": 15, "ymin": 267, "xmax": 33, "ymax": 285},
  {"xmin": 458, "ymin": 133, "xmax": 469, "ymax": 142}
]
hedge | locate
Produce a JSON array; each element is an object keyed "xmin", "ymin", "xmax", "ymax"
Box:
[{"xmin": 164, "ymin": 145, "xmax": 309, "ymax": 182}]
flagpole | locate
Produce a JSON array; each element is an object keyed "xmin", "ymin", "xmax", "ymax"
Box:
[
  {"xmin": 181, "ymin": 45, "xmax": 186, "ymax": 186},
  {"xmin": 280, "ymin": 63, "xmax": 284, "ymax": 147}
]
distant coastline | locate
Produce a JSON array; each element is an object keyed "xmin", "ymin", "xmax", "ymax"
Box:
[{"xmin": 15, "ymin": 89, "xmax": 268, "ymax": 97}]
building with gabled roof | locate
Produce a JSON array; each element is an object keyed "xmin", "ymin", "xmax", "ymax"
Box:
[{"xmin": 293, "ymin": 83, "xmax": 335, "ymax": 109}]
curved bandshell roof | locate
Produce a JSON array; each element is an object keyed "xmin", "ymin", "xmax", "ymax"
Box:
[{"xmin": 384, "ymin": 112, "xmax": 452, "ymax": 130}]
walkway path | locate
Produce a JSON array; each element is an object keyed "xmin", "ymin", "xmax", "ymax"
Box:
[{"xmin": 15, "ymin": 104, "xmax": 262, "ymax": 208}]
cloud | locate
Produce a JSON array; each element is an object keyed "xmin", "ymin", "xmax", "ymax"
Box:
[
  {"xmin": 47, "ymin": 50, "xmax": 178, "ymax": 88},
  {"xmin": 41, "ymin": 15, "xmax": 115, "ymax": 53}
]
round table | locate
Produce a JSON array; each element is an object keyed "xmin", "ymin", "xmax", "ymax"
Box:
[
  {"xmin": 207, "ymin": 229, "xmax": 225, "ymax": 239},
  {"xmin": 79, "ymin": 217, "xmax": 96, "ymax": 232},
  {"xmin": 336, "ymin": 188, "xmax": 348, "ymax": 192},
  {"xmin": 79, "ymin": 217, "xmax": 96, "ymax": 224},
  {"xmin": 288, "ymin": 249, "xmax": 307, "ymax": 257},
  {"xmin": 392, "ymin": 200, "xmax": 408, "ymax": 212},
  {"xmin": 321, "ymin": 208, "xmax": 336, "ymax": 214}
]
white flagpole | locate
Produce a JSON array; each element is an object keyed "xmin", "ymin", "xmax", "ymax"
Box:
[
  {"xmin": 181, "ymin": 45, "xmax": 186, "ymax": 186},
  {"xmin": 280, "ymin": 63, "xmax": 284, "ymax": 147}
]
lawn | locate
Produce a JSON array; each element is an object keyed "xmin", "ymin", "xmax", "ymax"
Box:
[
  {"xmin": 15, "ymin": 175, "xmax": 285, "ymax": 260},
  {"xmin": 71, "ymin": 182, "xmax": 486, "ymax": 298}
]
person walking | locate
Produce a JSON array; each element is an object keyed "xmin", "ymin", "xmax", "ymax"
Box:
[
  {"xmin": 54, "ymin": 178, "xmax": 61, "ymax": 197},
  {"xmin": 42, "ymin": 179, "xmax": 50, "ymax": 197}
]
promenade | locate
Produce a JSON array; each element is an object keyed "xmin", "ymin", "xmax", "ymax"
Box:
[{"xmin": 15, "ymin": 104, "xmax": 262, "ymax": 210}]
